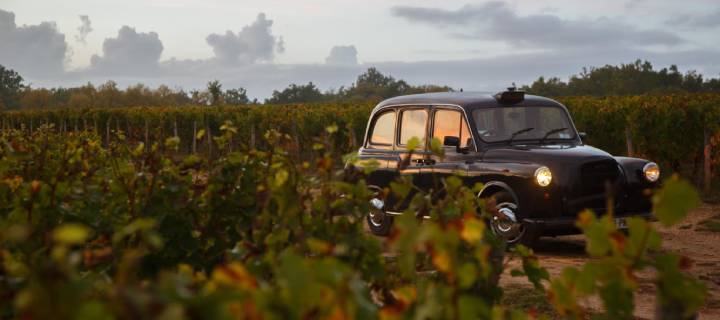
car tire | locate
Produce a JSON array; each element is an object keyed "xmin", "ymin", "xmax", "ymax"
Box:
[
  {"xmin": 367, "ymin": 187, "xmax": 393, "ymax": 236},
  {"xmin": 486, "ymin": 191, "xmax": 537, "ymax": 247}
]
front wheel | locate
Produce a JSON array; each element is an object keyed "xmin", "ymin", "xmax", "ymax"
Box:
[
  {"xmin": 486, "ymin": 191, "xmax": 537, "ymax": 247},
  {"xmin": 367, "ymin": 188, "xmax": 393, "ymax": 236}
]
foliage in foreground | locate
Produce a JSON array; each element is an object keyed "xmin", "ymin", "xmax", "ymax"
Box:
[{"xmin": 0, "ymin": 126, "xmax": 709, "ymax": 319}]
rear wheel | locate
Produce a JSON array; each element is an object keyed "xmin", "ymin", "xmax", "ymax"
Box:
[
  {"xmin": 486, "ymin": 191, "xmax": 537, "ymax": 247},
  {"xmin": 367, "ymin": 187, "xmax": 393, "ymax": 236}
]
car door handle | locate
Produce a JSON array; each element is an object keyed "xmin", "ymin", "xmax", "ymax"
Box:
[{"xmin": 413, "ymin": 159, "xmax": 435, "ymax": 165}]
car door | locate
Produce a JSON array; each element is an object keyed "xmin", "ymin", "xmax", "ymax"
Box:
[
  {"xmin": 389, "ymin": 106, "xmax": 431, "ymax": 210},
  {"xmin": 422, "ymin": 106, "xmax": 475, "ymax": 192},
  {"xmin": 358, "ymin": 108, "xmax": 398, "ymax": 189}
]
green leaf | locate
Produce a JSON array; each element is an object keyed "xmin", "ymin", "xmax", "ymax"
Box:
[
  {"xmin": 274, "ymin": 169, "xmax": 289, "ymax": 187},
  {"xmin": 653, "ymin": 175, "xmax": 700, "ymax": 227},
  {"xmin": 53, "ymin": 223, "xmax": 90, "ymax": 244},
  {"xmin": 406, "ymin": 136, "xmax": 421, "ymax": 151}
]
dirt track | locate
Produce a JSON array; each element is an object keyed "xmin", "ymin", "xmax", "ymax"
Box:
[
  {"xmin": 372, "ymin": 204, "xmax": 720, "ymax": 318},
  {"xmin": 500, "ymin": 204, "xmax": 720, "ymax": 319}
]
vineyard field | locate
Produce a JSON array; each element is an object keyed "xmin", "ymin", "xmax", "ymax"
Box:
[{"xmin": 1, "ymin": 93, "xmax": 719, "ymax": 193}]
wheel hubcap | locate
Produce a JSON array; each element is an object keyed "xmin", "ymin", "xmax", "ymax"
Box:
[
  {"xmin": 368, "ymin": 196, "xmax": 386, "ymax": 227},
  {"xmin": 490, "ymin": 202, "xmax": 525, "ymax": 243}
]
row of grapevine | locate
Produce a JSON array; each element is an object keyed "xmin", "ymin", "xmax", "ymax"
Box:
[
  {"xmin": 1, "ymin": 93, "xmax": 719, "ymax": 190},
  {"xmin": 0, "ymin": 126, "xmax": 708, "ymax": 318},
  {"xmin": 0, "ymin": 103, "xmax": 375, "ymax": 159}
]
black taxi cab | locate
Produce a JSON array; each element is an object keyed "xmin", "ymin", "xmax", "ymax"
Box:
[{"xmin": 357, "ymin": 88, "xmax": 659, "ymax": 245}]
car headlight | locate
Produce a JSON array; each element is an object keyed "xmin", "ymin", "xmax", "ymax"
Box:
[
  {"xmin": 535, "ymin": 166, "xmax": 552, "ymax": 187},
  {"xmin": 643, "ymin": 162, "xmax": 660, "ymax": 182}
]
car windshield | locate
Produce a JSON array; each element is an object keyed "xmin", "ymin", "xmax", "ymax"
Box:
[{"xmin": 472, "ymin": 106, "xmax": 576, "ymax": 143}]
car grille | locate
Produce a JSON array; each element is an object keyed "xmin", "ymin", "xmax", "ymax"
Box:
[{"xmin": 566, "ymin": 159, "xmax": 622, "ymax": 215}]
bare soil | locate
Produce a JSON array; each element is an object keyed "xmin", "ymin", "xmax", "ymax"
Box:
[
  {"xmin": 372, "ymin": 204, "xmax": 720, "ymax": 319},
  {"xmin": 500, "ymin": 204, "xmax": 720, "ymax": 319}
]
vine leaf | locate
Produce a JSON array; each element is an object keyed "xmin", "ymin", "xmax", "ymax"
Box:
[{"xmin": 653, "ymin": 175, "xmax": 700, "ymax": 227}]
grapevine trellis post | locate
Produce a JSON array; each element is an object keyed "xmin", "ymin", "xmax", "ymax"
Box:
[
  {"xmin": 105, "ymin": 119, "xmax": 110, "ymax": 146},
  {"xmin": 625, "ymin": 127, "xmax": 634, "ymax": 157},
  {"xmin": 349, "ymin": 125, "xmax": 357, "ymax": 148},
  {"xmin": 206, "ymin": 120, "xmax": 212, "ymax": 159},
  {"xmin": 250, "ymin": 123, "xmax": 256, "ymax": 149},
  {"xmin": 192, "ymin": 120, "xmax": 197, "ymax": 154},
  {"xmin": 144, "ymin": 119, "xmax": 149, "ymax": 149},
  {"xmin": 292, "ymin": 122, "xmax": 301, "ymax": 160},
  {"xmin": 704, "ymin": 127, "xmax": 712, "ymax": 193}
]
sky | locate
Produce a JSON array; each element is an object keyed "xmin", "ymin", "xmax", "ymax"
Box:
[{"xmin": 1, "ymin": 0, "xmax": 719, "ymax": 98}]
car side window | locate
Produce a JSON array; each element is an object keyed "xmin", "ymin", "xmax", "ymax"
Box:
[
  {"xmin": 368, "ymin": 110, "xmax": 395, "ymax": 148},
  {"xmin": 433, "ymin": 109, "xmax": 472, "ymax": 149},
  {"xmin": 399, "ymin": 109, "xmax": 428, "ymax": 147}
]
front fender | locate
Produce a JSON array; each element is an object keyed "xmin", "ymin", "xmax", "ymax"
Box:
[{"xmin": 614, "ymin": 156, "xmax": 657, "ymax": 186}]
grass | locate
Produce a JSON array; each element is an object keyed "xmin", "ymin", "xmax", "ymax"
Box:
[{"xmin": 502, "ymin": 284, "xmax": 561, "ymax": 319}]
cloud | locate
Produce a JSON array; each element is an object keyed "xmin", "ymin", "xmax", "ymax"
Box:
[
  {"xmin": 205, "ymin": 13, "xmax": 283, "ymax": 65},
  {"xmin": 89, "ymin": 26, "xmax": 164, "ymax": 75},
  {"xmin": 0, "ymin": 9, "xmax": 68, "ymax": 77},
  {"xmin": 75, "ymin": 15, "xmax": 93, "ymax": 44},
  {"xmin": 325, "ymin": 45, "xmax": 358, "ymax": 65},
  {"xmin": 666, "ymin": 10, "xmax": 720, "ymax": 28},
  {"xmin": 391, "ymin": 2, "xmax": 683, "ymax": 49}
]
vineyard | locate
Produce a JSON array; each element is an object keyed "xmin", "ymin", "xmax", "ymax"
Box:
[
  {"xmin": 1, "ymin": 93, "xmax": 719, "ymax": 192},
  {"xmin": 0, "ymin": 94, "xmax": 718, "ymax": 318}
]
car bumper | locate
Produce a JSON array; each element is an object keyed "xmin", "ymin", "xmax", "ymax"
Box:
[{"xmin": 523, "ymin": 212, "xmax": 654, "ymax": 236}]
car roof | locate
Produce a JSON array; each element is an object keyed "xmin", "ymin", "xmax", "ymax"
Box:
[{"xmin": 372, "ymin": 91, "xmax": 563, "ymax": 114}]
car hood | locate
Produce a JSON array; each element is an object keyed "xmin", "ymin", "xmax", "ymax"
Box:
[{"xmin": 481, "ymin": 144, "xmax": 614, "ymax": 166}]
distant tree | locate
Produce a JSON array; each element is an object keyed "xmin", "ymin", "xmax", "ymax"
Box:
[
  {"xmin": 341, "ymin": 67, "xmax": 410, "ymax": 100},
  {"xmin": 67, "ymin": 92, "xmax": 93, "ymax": 109},
  {"xmin": 67, "ymin": 83, "xmax": 97, "ymax": 108},
  {"xmin": 154, "ymin": 85, "xmax": 192, "ymax": 106},
  {"xmin": 96, "ymin": 81, "xmax": 122, "ymax": 108},
  {"xmin": 522, "ymin": 60, "xmax": 720, "ymax": 96},
  {"xmin": 124, "ymin": 83, "xmax": 154, "ymax": 106},
  {"xmin": 51, "ymin": 88, "xmax": 73, "ymax": 107},
  {"xmin": 20, "ymin": 88, "xmax": 54, "ymax": 109},
  {"xmin": 223, "ymin": 88, "xmax": 250, "ymax": 105},
  {"xmin": 207, "ymin": 80, "xmax": 223, "ymax": 106},
  {"xmin": 265, "ymin": 82, "xmax": 324, "ymax": 104},
  {"xmin": 191, "ymin": 89, "xmax": 211, "ymax": 105},
  {"xmin": 337, "ymin": 67, "xmax": 451, "ymax": 101},
  {"xmin": 0, "ymin": 65, "xmax": 25, "ymax": 110}
]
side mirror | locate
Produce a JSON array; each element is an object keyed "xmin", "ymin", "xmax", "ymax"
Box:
[
  {"xmin": 579, "ymin": 132, "xmax": 587, "ymax": 139},
  {"xmin": 443, "ymin": 136, "xmax": 460, "ymax": 147},
  {"xmin": 443, "ymin": 136, "xmax": 470, "ymax": 154}
]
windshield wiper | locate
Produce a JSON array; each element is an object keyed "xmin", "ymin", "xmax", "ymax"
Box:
[
  {"xmin": 507, "ymin": 127, "xmax": 534, "ymax": 145},
  {"xmin": 539, "ymin": 127, "xmax": 568, "ymax": 144}
]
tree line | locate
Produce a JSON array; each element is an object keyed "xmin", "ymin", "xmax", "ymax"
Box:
[
  {"xmin": 2, "ymin": 60, "xmax": 720, "ymax": 110},
  {"xmin": 0, "ymin": 66, "xmax": 451, "ymax": 110},
  {"xmin": 521, "ymin": 60, "xmax": 720, "ymax": 96}
]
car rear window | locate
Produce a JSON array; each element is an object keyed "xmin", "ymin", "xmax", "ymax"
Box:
[{"xmin": 369, "ymin": 111, "xmax": 395, "ymax": 146}]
